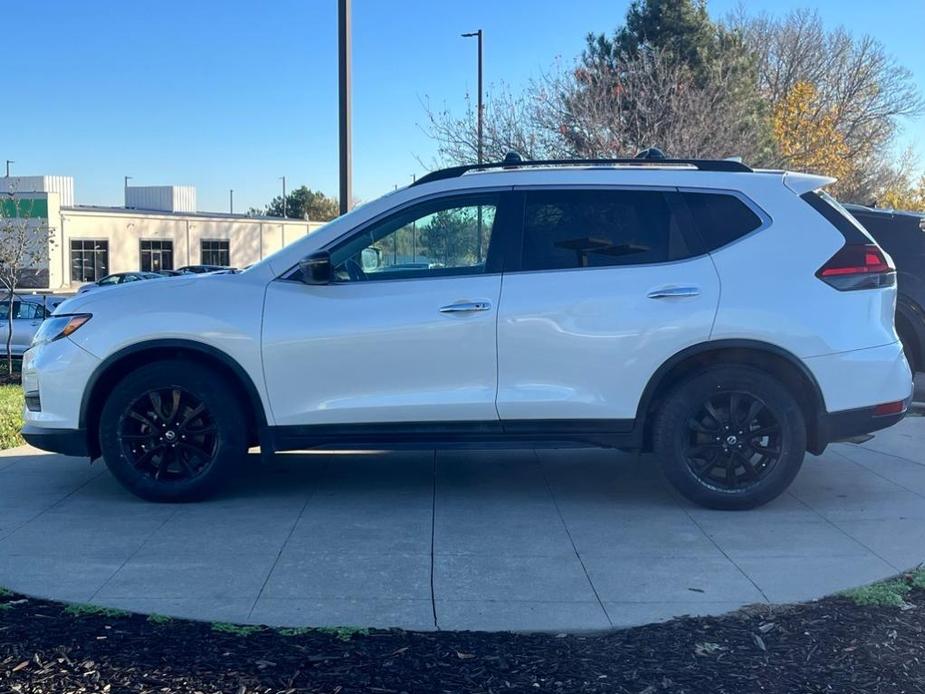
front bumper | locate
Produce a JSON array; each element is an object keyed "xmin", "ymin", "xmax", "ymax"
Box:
[{"xmin": 21, "ymin": 425, "xmax": 89, "ymax": 457}]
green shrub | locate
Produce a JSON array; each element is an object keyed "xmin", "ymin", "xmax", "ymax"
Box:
[
  {"xmin": 0, "ymin": 385, "xmax": 24, "ymax": 450},
  {"xmin": 840, "ymin": 580, "xmax": 911, "ymax": 607}
]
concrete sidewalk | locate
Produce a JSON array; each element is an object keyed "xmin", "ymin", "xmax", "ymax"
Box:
[{"xmin": 0, "ymin": 415, "xmax": 922, "ymax": 632}]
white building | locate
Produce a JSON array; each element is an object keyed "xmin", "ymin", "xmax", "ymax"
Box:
[{"xmin": 0, "ymin": 176, "xmax": 324, "ymax": 290}]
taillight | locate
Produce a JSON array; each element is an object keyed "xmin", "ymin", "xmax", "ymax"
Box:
[{"xmin": 816, "ymin": 244, "xmax": 895, "ymax": 291}]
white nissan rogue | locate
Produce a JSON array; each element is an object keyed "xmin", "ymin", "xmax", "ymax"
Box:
[{"xmin": 22, "ymin": 156, "xmax": 914, "ymax": 509}]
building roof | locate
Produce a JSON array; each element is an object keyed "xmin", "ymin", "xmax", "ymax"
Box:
[{"xmin": 61, "ymin": 205, "xmax": 314, "ymax": 223}]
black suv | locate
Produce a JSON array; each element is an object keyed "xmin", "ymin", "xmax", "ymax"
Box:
[{"xmin": 845, "ymin": 204, "xmax": 925, "ymax": 373}]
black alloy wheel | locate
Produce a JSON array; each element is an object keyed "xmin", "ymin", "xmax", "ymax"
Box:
[
  {"xmin": 684, "ymin": 391, "xmax": 782, "ymax": 491},
  {"xmin": 119, "ymin": 387, "xmax": 219, "ymax": 482}
]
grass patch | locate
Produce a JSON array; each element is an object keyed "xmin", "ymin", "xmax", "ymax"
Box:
[
  {"xmin": 147, "ymin": 613, "xmax": 174, "ymax": 625},
  {"xmin": 211, "ymin": 622, "xmax": 263, "ymax": 636},
  {"xmin": 0, "ymin": 384, "xmax": 23, "ymax": 450},
  {"xmin": 276, "ymin": 626, "xmax": 370, "ymax": 640},
  {"xmin": 0, "ymin": 587, "xmax": 12, "ymax": 597},
  {"xmin": 63, "ymin": 604, "xmax": 130, "ymax": 619},
  {"xmin": 840, "ymin": 579, "xmax": 912, "ymax": 607},
  {"xmin": 910, "ymin": 567, "xmax": 925, "ymax": 589}
]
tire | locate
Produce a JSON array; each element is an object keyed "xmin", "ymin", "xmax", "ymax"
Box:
[
  {"xmin": 653, "ymin": 366, "xmax": 807, "ymax": 510},
  {"xmin": 99, "ymin": 359, "xmax": 247, "ymax": 502}
]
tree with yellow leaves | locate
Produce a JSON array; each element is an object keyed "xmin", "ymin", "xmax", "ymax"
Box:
[
  {"xmin": 772, "ymin": 81, "xmax": 853, "ymax": 189},
  {"xmin": 879, "ymin": 174, "xmax": 925, "ymax": 213}
]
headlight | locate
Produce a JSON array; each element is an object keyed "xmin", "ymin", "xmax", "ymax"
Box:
[{"xmin": 31, "ymin": 314, "xmax": 92, "ymax": 347}]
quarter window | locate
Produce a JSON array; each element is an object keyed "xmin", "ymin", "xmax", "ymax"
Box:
[
  {"xmin": 330, "ymin": 194, "xmax": 499, "ymax": 281},
  {"xmin": 140, "ymin": 240, "xmax": 174, "ymax": 272},
  {"xmin": 681, "ymin": 192, "xmax": 764, "ymax": 250},
  {"xmin": 71, "ymin": 240, "xmax": 109, "ymax": 283},
  {"xmin": 201, "ymin": 240, "xmax": 230, "ymax": 266},
  {"xmin": 520, "ymin": 189, "xmax": 688, "ymax": 271}
]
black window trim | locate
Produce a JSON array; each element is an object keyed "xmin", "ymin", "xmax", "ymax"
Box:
[
  {"xmin": 505, "ymin": 184, "xmax": 716, "ymax": 275},
  {"xmin": 70, "ymin": 238, "xmax": 110, "ymax": 284},
  {"xmin": 139, "ymin": 238, "xmax": 175, "ymax": 272},
  {"xmin": 280, "ymin": 187, "xmax": 516, "ymax": 284},
  {"xmin": 200, "ymin": 238, "xmax": 231, "ymax": 267}
]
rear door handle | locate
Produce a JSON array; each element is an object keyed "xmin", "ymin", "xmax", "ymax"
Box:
[
  {"xmin": 647, "ymin": 286, "xmax": 701, "ymax": 299},
  {"xmin": 439, "ymin": 301, "xmax": 491, "ymax": 313}
]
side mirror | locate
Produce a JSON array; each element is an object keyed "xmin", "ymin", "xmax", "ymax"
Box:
[{"xmin": 299, "ymin": 251, "xmax": 332, "ymax": 285}]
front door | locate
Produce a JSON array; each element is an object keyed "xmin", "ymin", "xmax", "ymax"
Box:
[{"xmin": 262, "ymin": 191, "xmax": 512, "ymax": 427}]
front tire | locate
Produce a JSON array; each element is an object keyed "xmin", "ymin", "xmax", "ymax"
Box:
[
  {"xmin": 653, "ymin": 366, "xmax": 807, "ymax": 510},
  {"xmin": 99, "ymin": 360, "xmax": 247, "ymax": 502}
]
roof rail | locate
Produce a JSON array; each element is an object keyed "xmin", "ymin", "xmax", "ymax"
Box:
[{"xmin": 413, "ymin": 154, "xmax": 752, "ymax": 187}]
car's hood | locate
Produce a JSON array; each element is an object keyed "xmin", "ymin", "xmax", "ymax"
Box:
[{"xmin": 54, "ymin": 274, "xmax": 211, "ymax": 315}]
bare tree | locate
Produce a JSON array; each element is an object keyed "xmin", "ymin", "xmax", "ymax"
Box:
[
  {"xmin": 421, "ymin": 49, "xmax": 775, "ymax": 168},
  {"xmin": 0, "ymin": 189, "xmax": 55, "ymax": 374}
]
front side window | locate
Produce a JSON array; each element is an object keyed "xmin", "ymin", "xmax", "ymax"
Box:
[
  {"xmin": 71, "ymin": 240, "xmax": 109, "ymax": 283},
  {"xmin": 330, "ymin": 194, "xmax": 499, "ymax": 281},
  {"xmin": 520, "ymin": 189, "xmax": 687, "ymax": 271},
  {"xmin": 140, "ymin": 239, "xmax": 174, "ymax": 271},
  {"xmin": 201, "ymin": 240, "xmax": 230, "ymax": 266}
]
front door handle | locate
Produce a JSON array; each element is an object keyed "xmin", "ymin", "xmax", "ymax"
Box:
[
  {"xmin": 439, "ymin": 301, "xmax": 491, "ymax": 314},
  {"xmin": 647, "ymin": 286, "xmax": 701, "ymax": 299}
]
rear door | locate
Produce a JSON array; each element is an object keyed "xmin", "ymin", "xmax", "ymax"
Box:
[{"xmin": 496, "ymin": 186, "xmax": 722, "ymax": 424}]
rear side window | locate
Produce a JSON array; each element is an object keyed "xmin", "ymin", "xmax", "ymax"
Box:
[
  {"xmin": 681, "ymin": 192, "xmax": 763, "ymax": 251},
  {"xmin": 801, "ymin": 191, "xmax": 874, "ymax": 244},
  {"xmin": 520, "ymin": 189, "xmax": 690, "ymax": 271}
]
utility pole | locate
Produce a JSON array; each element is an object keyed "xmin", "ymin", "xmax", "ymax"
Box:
[
  {"xmin": 461, "ymin": 29, "xmax": 483, "ymax": 165},
  {"xmin": 462, "ymin": 30, "xmax": 484, "ymax": 261},
  {"xmin": 280, "ymin": 176, "xmax": 287, "ymax": 218},
  {"xmin": 229, "ymin": 189, "xmax": 234, "ymax": 214},
  {"xmin": 338, "ymin": 0, "xmax": 352, "ymax": 215},
  {"xmin": 4, "ymin": 160, "xmax": 13, "ymax": 177}
]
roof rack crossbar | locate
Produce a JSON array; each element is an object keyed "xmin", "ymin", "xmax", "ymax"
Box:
[{"xmin": 413, "ymin": 156, "xmax": 752, "ymax": 186}]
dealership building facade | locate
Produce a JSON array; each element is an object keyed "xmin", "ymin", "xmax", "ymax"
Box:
[{"xmin": 0, "ymin": 176, "xmax": 323, "ymax": 290}]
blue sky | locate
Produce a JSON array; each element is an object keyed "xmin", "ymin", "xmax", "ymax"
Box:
[{"xmin": 4, "ymin": 0, "xmax": 924, "ymax": 213}]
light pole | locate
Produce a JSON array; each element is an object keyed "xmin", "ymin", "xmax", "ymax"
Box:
[
  {"xmin": 462, "ymin": 29, "xmax": 484, "ymax": 261},
  {"xmin": 280, "ymin": 176, "xmax": 287, "ymax": 218},
  {"xmin": 124, "ymin": 176, "xmax": 132, "ymax": 207},
  {"xmin": 461, "ymin": 29, "xmax": 483, "ymax": 165},
  {"xmin": 338, "ymin": 0, "xmax": 352, "ymax": 215},
  {"xmin": 229, "ymin": 189, "xmax": 234, "ymax": 214},
  {"xmin": 4, "ymin": 160, "xmax": 13, "ymax": 177}
]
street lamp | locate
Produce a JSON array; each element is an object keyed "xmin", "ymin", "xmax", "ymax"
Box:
[
  {"xmin": 338, "ymin": 0, "xmax": 352, "ymax": 215},
  {"xmin": 461, "ymin": 29, "xmax": 483, "ymax": 165},
  {"xmin": 4, "ymin": 160, "xmax": 13, "ymax": 177},
  {"xmin": 229, "ymin": 189, "xmax": 234, "ymax": 215},
  {"xmin": 280, "ymin": 176, "xmax": 287, "ymax": 218}
]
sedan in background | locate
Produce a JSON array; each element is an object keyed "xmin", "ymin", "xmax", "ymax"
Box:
[
  {"xmin": 176, "ymin": 265, "xmax": 233, "ymax": 274},
  {"xmin": 0, "ymin": 295, "xmax": 66, "ymax": 356},
  {"xmin": 77, "ymin": 272, "xmax": 164, "ymax": 294}
]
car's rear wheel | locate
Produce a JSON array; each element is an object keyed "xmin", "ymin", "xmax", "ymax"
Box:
[
  {"xmin": 99, "ymin": 360, "xmax": 246, "ymax": 502},
  {"xmin": 898, "ymin": 325, "xmax": 919, "ymax": 375},
  {"xmin": 653, "ymin": 366, "xmax": 807, "ymax": 510}
]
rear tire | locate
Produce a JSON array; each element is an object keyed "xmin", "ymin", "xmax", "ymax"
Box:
[
  {"xmin": 898, "ymin": 326, "xmax": 919, "ymax": 375},
  {"xmin": 99, "ymin": 360, "xmax": 247, "ymax": 502},
  {"xmin": 653, "ymin": 366, "xmax": 807, "ymax": 510}
]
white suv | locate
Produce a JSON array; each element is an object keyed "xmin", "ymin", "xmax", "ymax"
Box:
[{"xmin": 22, "ymin": 157, "xmax": 914, "ymax": 509}]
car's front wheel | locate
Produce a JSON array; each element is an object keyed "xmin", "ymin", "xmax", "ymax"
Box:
[
  {"xmin": 98, "ymin": 360, "xmax": 246, "ymax": 502},
  {"xmin": 653, "ymin": 366, "xmax": 807, "ymax": 510}
]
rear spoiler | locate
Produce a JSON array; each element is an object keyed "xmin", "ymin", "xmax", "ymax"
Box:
[{"xmin": 783, "ymin": 172, "xmax": 837, "ymax": 196}]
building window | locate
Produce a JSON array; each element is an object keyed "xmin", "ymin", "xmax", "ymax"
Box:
[
  {"xmin": 201, "ymin": 239, "xmax": 230, "ymax": 266},
  {"xmin": 71, "ymin": 240, "xmax": 109, "ymax": 283},
  {"xmin": 140, "ymin": 239, "xmax": 174, "ymax": 272}
]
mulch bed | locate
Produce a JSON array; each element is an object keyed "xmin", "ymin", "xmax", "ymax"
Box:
[{"xmin": 2, "ymin": 588, "xmax": 924, "ymax": 693}]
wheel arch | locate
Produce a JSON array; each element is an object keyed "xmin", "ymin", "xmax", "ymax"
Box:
[
  {"xmin": 637, "ymin": 339, "xmax": 828, "ymax": 454},
  {"xmin": 895, "ymin": 298, "xmax": 924, "ymax": 373},
  {"xmin": 80, "ymin": 339, "xmax": 267, "ymax": 459}
]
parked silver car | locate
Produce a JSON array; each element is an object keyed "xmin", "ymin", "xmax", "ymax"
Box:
[
  {"xmin": 0, "ymin": 295, "xmax": 66, "ymax": 356},
  {"xmin": 77, "ymin": 272, "xmax": 165, "ymax": 294}
]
